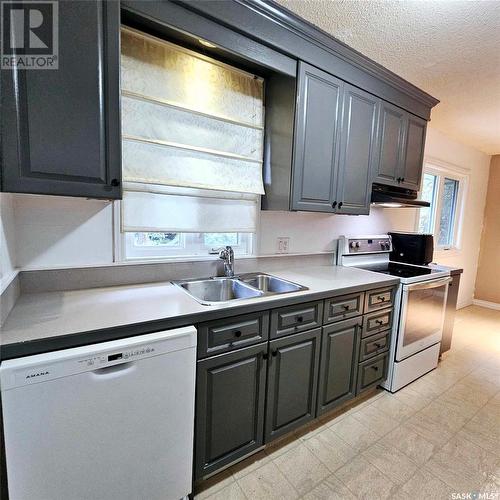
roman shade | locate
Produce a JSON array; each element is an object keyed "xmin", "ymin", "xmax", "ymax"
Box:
[{"xmin": 120, "ymin": 28, "xmax": 265, "ymax": 233}]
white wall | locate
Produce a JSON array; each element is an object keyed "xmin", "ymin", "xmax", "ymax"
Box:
[
  {"xmin": 12, "ymin": 194, "xmax": 113, "ymax": 270},
  {"xmin": 0, "ymin": 193, "xmax": 17, "ymax": 291},
  {"xmin": 0, "ymin": 127, "xmax": 490, "ymax": 308},
  {"xmin": 258, "ymin": 209, "xmax": 414, "ymax": 255},
  {"xmin": 424, "ymin": 127, "xmax": 491, "ymax": 308}
]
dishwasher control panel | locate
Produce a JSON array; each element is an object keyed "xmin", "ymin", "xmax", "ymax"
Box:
[{"xmin": 78, "ymin": 345, "xmax": 157, "ymax": 368}]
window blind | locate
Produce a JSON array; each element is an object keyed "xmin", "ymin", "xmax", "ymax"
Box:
[{"xmin": 120, "ymin": 28, "xmax": 265, "ymax": 233}]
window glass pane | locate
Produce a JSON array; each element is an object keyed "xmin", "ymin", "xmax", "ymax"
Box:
[
  {"xmin": 418, "ymin": 173, "xmax": 437, "ymax": 233},
  {"xmin": 133, "ymin": 232, "xmax": 181, "ymax": 247},
  {"xmin": 125, "ymin": 232, "xmax": 251, "ymax": 259},
  {"xmin": 438, "ymin": 178, "xmax": 459, "ymax": 246},
  {"xmin": 203, "ymin": 233, "xmax": 238, "ymax": 248}
]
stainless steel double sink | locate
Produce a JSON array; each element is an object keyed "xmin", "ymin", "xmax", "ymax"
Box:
[{"xmin": 173, "ymin": 273, "xmax": 308, "ymax": 305}]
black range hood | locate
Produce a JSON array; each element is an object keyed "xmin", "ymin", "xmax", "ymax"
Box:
[{"xmin": 371, "ymin": 183, "xmax": 430, "ymax": 208}]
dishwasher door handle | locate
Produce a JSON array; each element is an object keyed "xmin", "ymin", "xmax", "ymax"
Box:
[{"xmin": 91, "ymin": 362, "xmax": 136, "ymax": 378}]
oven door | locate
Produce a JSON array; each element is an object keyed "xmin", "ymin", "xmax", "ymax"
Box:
[{"xmin": 395, "ymin": 277, "xmax": 451, "ymax": 361}]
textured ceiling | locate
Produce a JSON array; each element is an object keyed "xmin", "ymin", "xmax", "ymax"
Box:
[{"xmin": 274, "ymin": 0, "xmax": 500, "ymax": 155}]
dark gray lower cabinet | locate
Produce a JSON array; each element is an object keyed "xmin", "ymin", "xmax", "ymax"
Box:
[
  {"xmin": 317, "ymin": 318, "xmax": 361, "ymax": 415},
  {"xmin": 265, "ymin": 329, "xmax": 321, "ymax": 441},
  {"xmin": 357, "ymin": 352, "xmax": 389, "ymax": 393},
  {"xmin": 195, "ymin": 343, "xmax": 267, "ymax": 479}
]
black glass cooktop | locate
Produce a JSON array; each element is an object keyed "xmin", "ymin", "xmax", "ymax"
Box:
[{"xmin": 357, "ymin": 262, "xmax": 434, "ymax": 278}]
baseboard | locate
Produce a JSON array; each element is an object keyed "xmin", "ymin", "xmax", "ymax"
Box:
[{"xmin": 472, "ymin": 299, "xmax": 500, "ymax": 311}]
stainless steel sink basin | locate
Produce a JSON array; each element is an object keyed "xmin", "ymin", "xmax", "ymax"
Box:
[
  {"xmin": 176, "ymin": 278, "xmax": 264, "ymax": 305},
  {"xmin": 240, "ymin": 273, "xmax": 307, "ymax": 293},
  {"xmin": 173, "ymin": 273, "xmax": 308, "ymax": 306}
]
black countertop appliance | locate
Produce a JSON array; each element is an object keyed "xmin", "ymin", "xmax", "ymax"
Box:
[{"xmin": 389, "ymin": 232, "xmax": 434, "ymax": 265}]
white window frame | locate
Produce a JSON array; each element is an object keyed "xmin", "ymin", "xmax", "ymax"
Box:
[
  {"xmin": 113, "ymin": 202, "xmax": 255, "ymax": 262},
  {"xmin": 415, "ymin": 158, "xmax": 469, "ymax": 252}
]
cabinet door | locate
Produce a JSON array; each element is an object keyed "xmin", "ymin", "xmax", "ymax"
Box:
[
  {"xmin": 335, "ymin": 84, "xmax": 380, "ymax": 215},
  {"xmin": 401, "ymin": 115, "xmax": 427, "ymax": 190},
  {"xmin": 195, "ymin": 343, "xmax": 267, "ymax": 479},
  {"xmin": 265, "ymin": 329, "xmax": 321, "ymax": 441},
  {"xmin": 291, "ymin": 62, "xmax": 343, "ymax": 212},
  {"xmin": 374, "ymin": 101, "xmax": 406, "ymax": 187},
  {"xmin": 317, "ymin": 318, "xmax": 361, "ymax": 415},
  {"xmin": 1, "ymin": 0, "xmax": 121, "ymax": 199}
]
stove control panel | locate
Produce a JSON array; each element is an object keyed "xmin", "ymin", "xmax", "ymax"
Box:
[{"xmin": 339, "ymin": 236, "xmax": 392, "ymax": 255}]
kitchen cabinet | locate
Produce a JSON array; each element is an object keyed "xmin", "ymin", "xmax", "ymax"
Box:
[
  {"xmin": 317, "ymin": 318, "xmax": 361, "ymax": 415},
  {"xmin": 359, "ymin": 330, "xmax": 390, "ymax": 362},
  {"xmin": 265, "ymin": 329, "xmax": 321, "ymax": 441},
  {"xmin": 195, "ymin": 343, "xmax": 267, "ymax": 479},
  {"xmin": 194, "ymin": 286, "xmax": 396, "ymax": 481},
  {"xmin": 376, "ymin": 101, "xmax": 406, "ymax": 186},
  {"xmin": 373, "ymin": 102, "xmax": 427, "ymax": 191},
  {"xmin": 335, "ymin": 84, "xmax": 380, "ymax": 215},
  {"xmin": 270, "ymin": 300, "xmax": 323, "ymax": 339},
  {"xmin": 403, "ymin": 115, "xmax": 427, "ymax": 189},
  {"xmin": 323, "ymin": 292, "xmax": 364, "ymax": 324},
  {"xmin": 289, "ymin": 63, "xmax": 380, "ymax": 215},
  {"xmin": 357, "ymin": 352, "xmax": 389, "ymax": 393},
  {"xmin": 1, "ymin": 0, "xmax": 121, "ymax": 199},
  {"xmin": 291, "ymin": 63, "xmax": 343, "ymax": 212},
  {"xmin": 197, "ymin": 312, "xmax": 269, "ymax": 358},
  {"xmin": 364, "ymin": 286, "xmax": 394, "ymax": 312}
]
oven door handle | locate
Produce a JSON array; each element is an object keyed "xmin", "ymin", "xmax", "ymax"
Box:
[{"xmin": 404, "ymin": 277, "xmax": 452, "ymax": 291}]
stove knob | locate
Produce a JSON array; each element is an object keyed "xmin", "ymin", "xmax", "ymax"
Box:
[
  {"xmin": 355, "ymin": 242, "xmax": 360, "ymax": 249},
  {"xmin": 349, "ymin": 241, "xmax": 356, "ymax": 249}
]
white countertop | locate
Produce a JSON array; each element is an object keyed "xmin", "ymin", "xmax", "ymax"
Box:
[{"xmin": 0, "ymin": 265, "xmax": 398, "ymax": 351}]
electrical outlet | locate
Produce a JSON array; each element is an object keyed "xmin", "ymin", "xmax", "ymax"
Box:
[{"xmin": 276, "ymin": 237, "xmax": 290, "ymax": 254}]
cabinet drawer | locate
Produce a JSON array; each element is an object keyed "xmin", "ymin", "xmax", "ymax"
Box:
[
  {"xmin": 357, "ymin": 352, "xmax": 389, "ymax": 393},
  {"xmin": 323, "ymin": 292, "xmax": 364, "ymax": 324},
  {"xmin": 270, "ymin": 301, "xmax": 323, "ymax": 339},
  {"xmin": 364, "ymin": 287, "xmax": 394, "ymax": 312},
  {"xmin": 197, "ymin": 312, "xmax": 269, "ymax": 358},
  {"xmin": 362, "ymin": 309, "xmax": 393, "ymax": 338},
  {"xmin": 359, "ymin": 330, "xmax": 390, "ymax": 362}
]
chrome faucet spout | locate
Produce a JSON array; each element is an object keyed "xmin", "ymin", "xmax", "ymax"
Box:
[{"xmin": 218, "ymin": 246, "xmax": 235, "ymax": 277}]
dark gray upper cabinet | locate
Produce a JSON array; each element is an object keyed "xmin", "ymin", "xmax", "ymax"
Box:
[
  {"xmin": 290, "ymin": 63, "xmax": 378, "ymax": 216},
  {"xmin": 317, "ymin": 318, "xmax": 361, "ymax": 415},
  {"xmin": 373, "ymin": 102, "xmax": 427, "ymax": 191},
  {"xmin": 335, "ymin": 84, "xmax": 380, "ymax": 215},
  {"xmin": 265, "ymin": 328, "xmax": 321, "ymax": 442},
  {"xmin": 291, "ymin": 62, "xmax": 343, "ymax": 212},
  {"xmin": 0, "ymin": 0, "xmax": 121, "ymax": 199},
  {"xmin": 376, "ymin": 101, "xmax": 406, "ymax": 186},
  {"xmin": 403, "ymin": 115, "xmax": 427, "ymax": 189},
  {"xmin": 195, "ymin": 343, "xmax": 267, "ymax": 480}
]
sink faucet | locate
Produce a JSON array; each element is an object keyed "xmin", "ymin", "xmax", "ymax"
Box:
[{"xmin": 218, "ymin": 246, "xmax": 235, "ymax": 277}]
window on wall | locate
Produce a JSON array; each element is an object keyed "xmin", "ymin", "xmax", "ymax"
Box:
[
  {"xmin": 124, "ymin": 232, "xmax": 253, "ymax": 260},
  {"xmin": 416, "ymin": 164, "xmax": 467, "ymax": 250}
]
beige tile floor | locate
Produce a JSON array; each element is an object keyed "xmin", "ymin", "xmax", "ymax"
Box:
[{"xmin": 195, "ymin": 305, "xmax": 500, "ymax": 500}]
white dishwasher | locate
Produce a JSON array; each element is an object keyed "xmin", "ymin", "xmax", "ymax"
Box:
[{"xmin": 0, "ymin": 326, "xmax": 197, "ymax": 500}]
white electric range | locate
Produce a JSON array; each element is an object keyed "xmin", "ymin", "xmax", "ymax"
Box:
[{"xmin": 338, "ymin": 235, "xmax": 451, "ymax": 392}]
